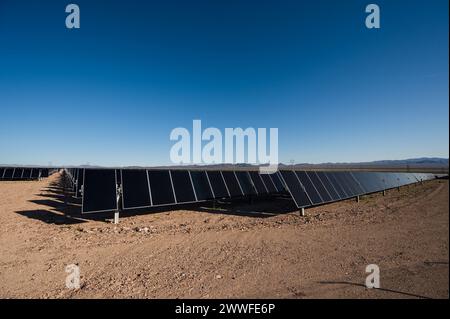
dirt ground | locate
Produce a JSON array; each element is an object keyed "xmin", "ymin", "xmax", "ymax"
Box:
[{"xmin": 0, "ymin": 173, "xmax": 448, "ymax": 299}]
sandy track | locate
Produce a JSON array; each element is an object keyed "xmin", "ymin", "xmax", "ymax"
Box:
[{"xmin": 0, "ymin": 173, "xmax": 448, "ymax": 298}]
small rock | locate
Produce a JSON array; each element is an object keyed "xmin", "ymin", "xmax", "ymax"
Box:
[{"xmin": 215, "ymin": 274, "xmax": 222, "ymax": 279}]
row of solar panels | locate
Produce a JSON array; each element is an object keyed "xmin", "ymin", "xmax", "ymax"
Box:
[
  {"xmin": 66, "ymin": 168, "xmax": 286, "ymax": 213},
  {"xmin": 279, "ymin": 171, "xmax": 435, "ymax": 208},
  {"xmin": 64, "ymin": 168, "xmax": 437, "ymax": 214},
  {"xmin": 0, "ymin": 167, "xmax": 52, "ymax": 180}
]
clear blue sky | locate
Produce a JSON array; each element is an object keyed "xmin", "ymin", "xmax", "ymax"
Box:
[{"xmin": 0, "ymin": 0, "xmax": 448, "ymax": 167}]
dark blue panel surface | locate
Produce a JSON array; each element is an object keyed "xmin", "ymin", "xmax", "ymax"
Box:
[
  {"xmin": 279, "ymin": 171, "xmax": 311, "ymax": 208},
  {"xmin": 82, "ymin": 169, "xmax": 117, "ymax": 213},
  {"xmin": 295, "ymin": 171, "xmax": 323, "ymax": 204}
]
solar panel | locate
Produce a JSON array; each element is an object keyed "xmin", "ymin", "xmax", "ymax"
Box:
[
  {"xmin": 0, "ymin": 168, "xmax": 4, "ymax": 179},
  {"xmin": 338, "ymin": 172, "xmax": 358, "ymax": 196},
  {"xmin": 352, "ymin": 172, "xmax": 375, "ymax": 193},
  {"xmin": 325, "ymin": 172, "xmax": 348, "ymax": 198},
  {"xmin": 221, "ymin": 171, "xmax": 244, "ymax": 197},
  {"xmin": 82, "ymin": 169, "xmax": 118, "ymax": 214},
  {"xmin": 348, "ymin": 172, "xmax": 365, "ymax": 194},
  {"xmin": 295, "ymin": 171, "xmax": 323, "ymax": 204},
  {"xmin": 332, "ymin": 172, "xmax": 354, "ymax": 197},
  {"xmin": 147, "ymin": 170, "xmax": 176, "ymax": 206},
  {"xmin": 22, "ymin": 168, "xmax": 32, "ymax": 179},
  {"xmin": 379, "ymin": 173, "xmax": 396, "ymax": 189},
  {"xmin": 41, "ymin": 168, "xmax": 49, "ymax": 178},
  {"xmin": 248, "ymin": 171, "xmax": 269, "ymax": 194},
  {"xmin": 206, "ymin": 171, "xmax": 230, "ymax": 198},
  {"xmin": 279, "ymin": 171, "xmax": 311, "ymax": 208},
  {"xmin": 271, "ymin": 172, "xmax": 286, "ymax": 192},
  {"xmin": 171, "ymin": 170, "xmax": 197, "ymax": 203},
  {"xmin": 373, "ymin": 173, "xmax": 388, "ymax": 191},
  {"xmin": 121, "ymin": 169, "xmax": 152, "ymax": 209},
  {"xmin": 190, "ymin": 171, "xmax": 214, "ymax": 200},
  {"xmin": 307, "ymin": 171, "xmax": 332, "ymax": 202},
  {"xmin": 398, "ymin": 173, "xmax": 412, "ymax": 186},
  {"xmin": 406, "ymin": 173, "xmax": 416, "ymax": 184},
  {"xmin": 260, "ymin": 173, "xmax": 278, "ymax": 193},
  {"xmin": 30, "ymin": 168, "xmax": 38, "ymax": 179},
  {"xmin": 316, "ymin": 171, "xmax": 341, "ymax": 201},
  {"xmin": 341, "ymin": 172, "xmax": 363, "ymax": 196},
  {"xmin": 13, "ymin": 168, "xmax": 23, "ymax": 179},
  {"xmin": 235, "ymin": 171, "xmax": 256, "ymax": 195}
]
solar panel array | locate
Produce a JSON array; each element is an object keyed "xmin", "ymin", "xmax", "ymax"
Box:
[
  {"xmin": 63, "ymin": 168, "xmax": 439, "ymax": 214},
  {"xmin": 0, "ymin": 167, "xmax": 52, "ymax": 180},
  {"xmin": 279, "ymin": 171, "xmax": 436, "ymax": 208},
  {"xmin": 65, "ymin": 168, "xmax": 284, "ymax": 214}
]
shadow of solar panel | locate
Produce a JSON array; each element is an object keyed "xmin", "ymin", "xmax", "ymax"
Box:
[
  {"xmin": 206, "ymin": 171, "xmax": 229, "ymax": 198},
  {"xmin": 190, "ymin": 171, "xmax": 214, "ymax": 200},
  {"xmin": 121, "ymin": 169, "xmax": 151, "ymax": 209},
  {"xmin": 221, "ymin": 171, "xmax": 243, "ymax": 197},
  {"xmin": 22, "ymin": 168, "xmax": 32, "ymax": 179},
  {"xmin": 295, "ymin": 171, "xmax": 323, "ymax": 204},
  {"xmin": 248, "ymin": 171, "xmax": 268, "ymax": 194},
  {"xmin": 271, "ymin": 173, "xmax": 285, "ymax": 192},
  {"xmin": 13, "ymin": 168, "xmax": 23, "ymax": 179},
  {"xmin": 171, "ymin": 170, "xmax": 197, "ymax": 203},
  {"xmin": 235, "ymin": 171, "xmax": 256, "ymax": 195},
  {"xmin": 82, "ymin": 169, "xmax": 117, "ymax": 214},
  {"xmin": 316, "ymin": 171, "xmax": 341, "ymax": 201},
  {"xmin": 147, "ymin": 170, "xmax": 176, "ymax": 206},
  {"xmin": 260, "ymin": 173, "xmax": 278, "ymax": 193},
  {"xmin": 75, "ymin": 169, "xmax": 84, "ymax": 198},
  {"xmin": 307, "ymin": 171, "xmax": 332, "ymax": 202},
  {"xmin": 279, "ymin": 171, "xmax": 311, "ymax": 208}
]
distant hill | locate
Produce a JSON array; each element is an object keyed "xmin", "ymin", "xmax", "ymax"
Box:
[
  {"xmin": 282, "ymin": 157, "xmax": 449, "ymax": 173},
  {"xmin": 2, "ymin": 157, "xmax": 448, "ymax": 173}
]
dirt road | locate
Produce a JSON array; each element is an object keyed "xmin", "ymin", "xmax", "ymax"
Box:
[{"xmin": 0, "ymin": 173, "xmax": 448, "ymax": 298}]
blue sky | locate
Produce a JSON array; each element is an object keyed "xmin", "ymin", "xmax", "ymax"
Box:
[{"xmin": 0, "ymin": 0, "xmax": 448, "ymax": 167}]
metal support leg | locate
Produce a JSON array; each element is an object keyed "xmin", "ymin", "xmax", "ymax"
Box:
[
  {"xmin": 383, "ymin": 190, "xmax": 386, "ymax": 196},
  {"xmin": 300, "ymin": 207, "xmax": 305, "ymax": 217},
  {"xmin": 397, "ymin": 187, "xmax": 400, "ymax": 192},
  {"xmin": 114, "ymin": 184, "xmax": 122, "ymax": 224},
  {"xmin": 356, "ymin": 195, "xmax": 360, "ymax": 203}
]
